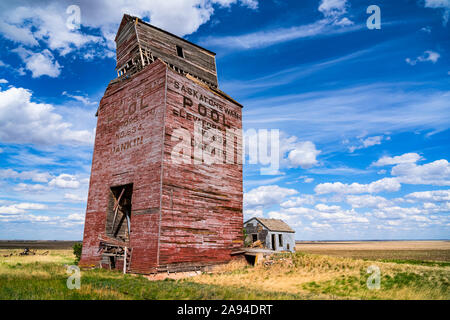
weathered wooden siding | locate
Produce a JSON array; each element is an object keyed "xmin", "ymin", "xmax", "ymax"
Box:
[
  {"xmin": 135, "ymin": 20, "xmax": 218, "ymax": 86},
  {"xmin": 244, "ymin": 220, "xmax": 296, "ymax": 253},
  {"xmin": 158, "ymin": 69, "xmax": 243, "ymax": 268},
  {"xmin": 79, "ymin": 61, "xmax": 167, "ymax": 271},
  {"xmin": 115, "ymin": 17, "xmax": 140, "ymax": 71},
  {"xmin": 81, "ymin": 13, "xmax": 243, "ymax": 273},
  {"xmin": 245, "ymin": 223, "xmax": 269, "ymax": 246},
  {"xmin": 115, "ymin": 14, "xmax": 218, "ymax": 87},
  {"xmin": 80, "ymin": 61, "xmax": 243, "ymax": 273}
]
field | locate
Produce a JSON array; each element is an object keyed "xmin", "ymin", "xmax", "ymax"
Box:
[
  {"xmin": 0, "ymin": 240, "xmax": 78, "ymax": 250},
  {"xmin": 0, "ymin": 241, "xmax": 448, "ymax": 300},
  {"xmin": 295, "ymin": 240, "xmax": 450, "ymax": 262}
]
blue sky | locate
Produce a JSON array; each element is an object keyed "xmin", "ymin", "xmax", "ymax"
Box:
[{"xmin": 0, "ymin": 0, "xmax": 449, "ymax": 240}]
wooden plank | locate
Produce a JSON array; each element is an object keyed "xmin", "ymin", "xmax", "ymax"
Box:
[
  {"xmin": 115, "ymin": 18, "xmax": 218, "ymax": 86},
  {"xmin": 111, "ymin": 188, "xmax": 125, "ymax": 233},
  {"xmin": 123, "ymin": 247, "xmax": 128, "ymax": 274}
]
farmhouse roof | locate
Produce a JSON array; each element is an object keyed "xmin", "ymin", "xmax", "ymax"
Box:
[{"xmin": 245, "ymin": 217, "xmax": 295, "ymax": 233}]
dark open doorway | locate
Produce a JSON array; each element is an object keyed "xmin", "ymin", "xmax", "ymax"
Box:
[{"xmin": 106, "ymin": 184, "xmax": 133, "ymax": 242}]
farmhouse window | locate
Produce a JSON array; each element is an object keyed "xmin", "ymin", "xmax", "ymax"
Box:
[
  {"xmin": 271, "ymin": 234, "xmax": 276, "ymax": 250},
  {"xmin": 252, "ymin": 234, "xmax": 257, "ymax": 242},
  {"xmin": 279, "ymin": 234, "xmax": 283, "ymax": 247}
]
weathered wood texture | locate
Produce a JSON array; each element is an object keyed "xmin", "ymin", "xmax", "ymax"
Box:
[
  {"xmin": 115, "ymin": 14, "xmax": 218, "ymax": 87},
  {"xmin": 115, "ymin": 17, "xmax": 140, "ymax": 73},
  {"xmin": 158, "ymin": 69, "xmax": 243, "ymax": 268},
  {"xmin": 79, "ymin": 61, "xmax": 167, "ymax": 271},
  {"xmin": 80, "ymin": 60, "xmax": 243, "ymax": 274},
  {"xmin": 244, "ymin": 218, "xmax": 296, "ymax": 253}
]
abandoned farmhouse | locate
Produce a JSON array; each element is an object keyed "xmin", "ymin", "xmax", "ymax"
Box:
[{"xmin": 244, "ymin": 218, "xmax": 296, "ymax": 252}]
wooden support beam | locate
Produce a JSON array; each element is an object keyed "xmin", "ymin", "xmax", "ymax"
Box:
[
  {"xmin": 111, "ymin": 206, "xmax": 119, "ymax": 234},
  {"xmin": 123, "ymin": 247, "xmax": 128, "ymax": 274},
  {"xmin": 125, "ymin": 212, "xmax": 131, "ymax": 237},
  {"xmin": 111, "ymin": 188, "xmax": 125, "ymax": 233},
  {"xmin": 134, "ymin": 21, "xmax": 146, "ymax": 68},
  {"xmin": 114, "ymin": 188, "xmax": 125, "ymax": 211}
]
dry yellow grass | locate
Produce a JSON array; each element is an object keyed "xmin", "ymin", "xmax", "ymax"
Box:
[
  {"xmin": 193, "ymin": 254, "xmax": 359, "ymax": 295},
  {"xmin": 295, "ymin": 240, "xmax": 450, "ymax": 261},
  {"xmin": 0, "ymin": 249, "xmax": 300, "ymax": 299},
  {"xmin": 0, "ymin": 249, "xmax": 75, "ymax": 281},
  {"xmin": 191, "ymin": 252, "xmax": 450, "ymax": 299},
  {"xmin": 1, "ymin": 244, "xmax": 448, "ymax": 300},
  {"xmin": 0, "ymin": 249, "xmax": 74, "ymax": 265},
  {"xmin": 297, "ymin": 240, "xmax": 450, "ymax": 251}
]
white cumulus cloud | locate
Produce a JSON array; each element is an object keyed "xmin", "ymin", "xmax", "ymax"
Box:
[
  {"xmin": 315, "ymin": 177, "xmax": 401, "ymax": 194},
  {"xmin": 0, "ymin": 86, "xmax": 94, "ymax": 145},
  {"xmin": 319, "ymin": 0, "xmax": 353, "ymax": 26},
  {"xmin": 286, "ymin": 141, "xmax": 321, "ymax": 169},
  {"xmin": 406, "ymin": 190, "xmax": 450, "ymax": 202},
  {"xmin": 0, "ymin": 169, "xmax": 51, "ymax": 183},
  {"xmin": 391, "ymin": 159, "xmax": 450, "ymax": 186},
  {"xmin": 67, "ymin": 213, "xmax": 85, "ymax": 221},
  {"xmin": 244, "ymin": 185, "xmax": 298, "ymax": 208},
  {"xmin": 372, "ymin": 152, "xmax": 423, "ymax": 167},
  {"xmin": 12, "ymin": 47, "xmax": 61, "ymax": 78},
  {"xmin": 49, "ymin": 174, "xmax": 80, "ymax": 189},
  {"xmin": 280, "ymin": 195, "xmax": 315, "ymax": 208},
  {"xmin": 0, "ymin": 0, "xmax": 258, "ymax": 58},
  {"xmin": 64, "ymin": 193, "xmax": 87, "ymax": 202},
  {"xmin": 346, "ymin": 195, "xmax": 391, "ymax": 208},
  {"xmin": 0, "ymin": 202, "xmax": 47, "ymax": 214}
]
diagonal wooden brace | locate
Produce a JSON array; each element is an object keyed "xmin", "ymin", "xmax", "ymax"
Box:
[{"xmin": 111, "ymin": 188, "xmax": 125, "ymax": 233}]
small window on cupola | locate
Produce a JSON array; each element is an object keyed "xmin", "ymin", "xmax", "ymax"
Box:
[{"xmin": 176, "ymin": 45, "xmax": 184, "ymax": 58}]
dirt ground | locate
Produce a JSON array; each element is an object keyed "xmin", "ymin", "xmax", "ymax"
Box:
[{"xmin": 295, "ymin": 240, "xmax": 450, "ymax": 262}]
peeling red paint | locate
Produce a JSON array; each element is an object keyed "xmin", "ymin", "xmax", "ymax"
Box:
[{"xmin": 79, "ymin": 61, "xmax": 243, "ymax": 273}]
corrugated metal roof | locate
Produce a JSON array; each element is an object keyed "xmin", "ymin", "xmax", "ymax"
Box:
[{"xmin": 245, "ymin": 218, "xmax": 295, "ymax": 233}]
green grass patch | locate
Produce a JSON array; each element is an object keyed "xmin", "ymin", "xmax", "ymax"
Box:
[
  {"xmin": 1, "ymin": 249, "xmax": 449, "ymax": 300},
  {"xmin": 302, "ymin": 267, "xmax": 449, "ymax": 300},
  {"xmin": 0, "ymin": 262, "xmax": 302, "ymax": 300}
]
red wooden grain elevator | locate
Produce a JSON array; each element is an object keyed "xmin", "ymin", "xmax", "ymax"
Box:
[{"xmin": 79, "ymin": 14, "xmax": 243, "ymax": 274}]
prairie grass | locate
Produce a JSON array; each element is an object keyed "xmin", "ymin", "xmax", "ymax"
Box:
[
  {"xmin": 0, "ymin": 250, "xmax": 302, "ymax": 300},
  {"xmin": 192, "ymin": 252, "xmax": 450, "ymax": 300},
  {"xmin": 0, "ymin": 249, "xmax": 448, "ymax": 300}
]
